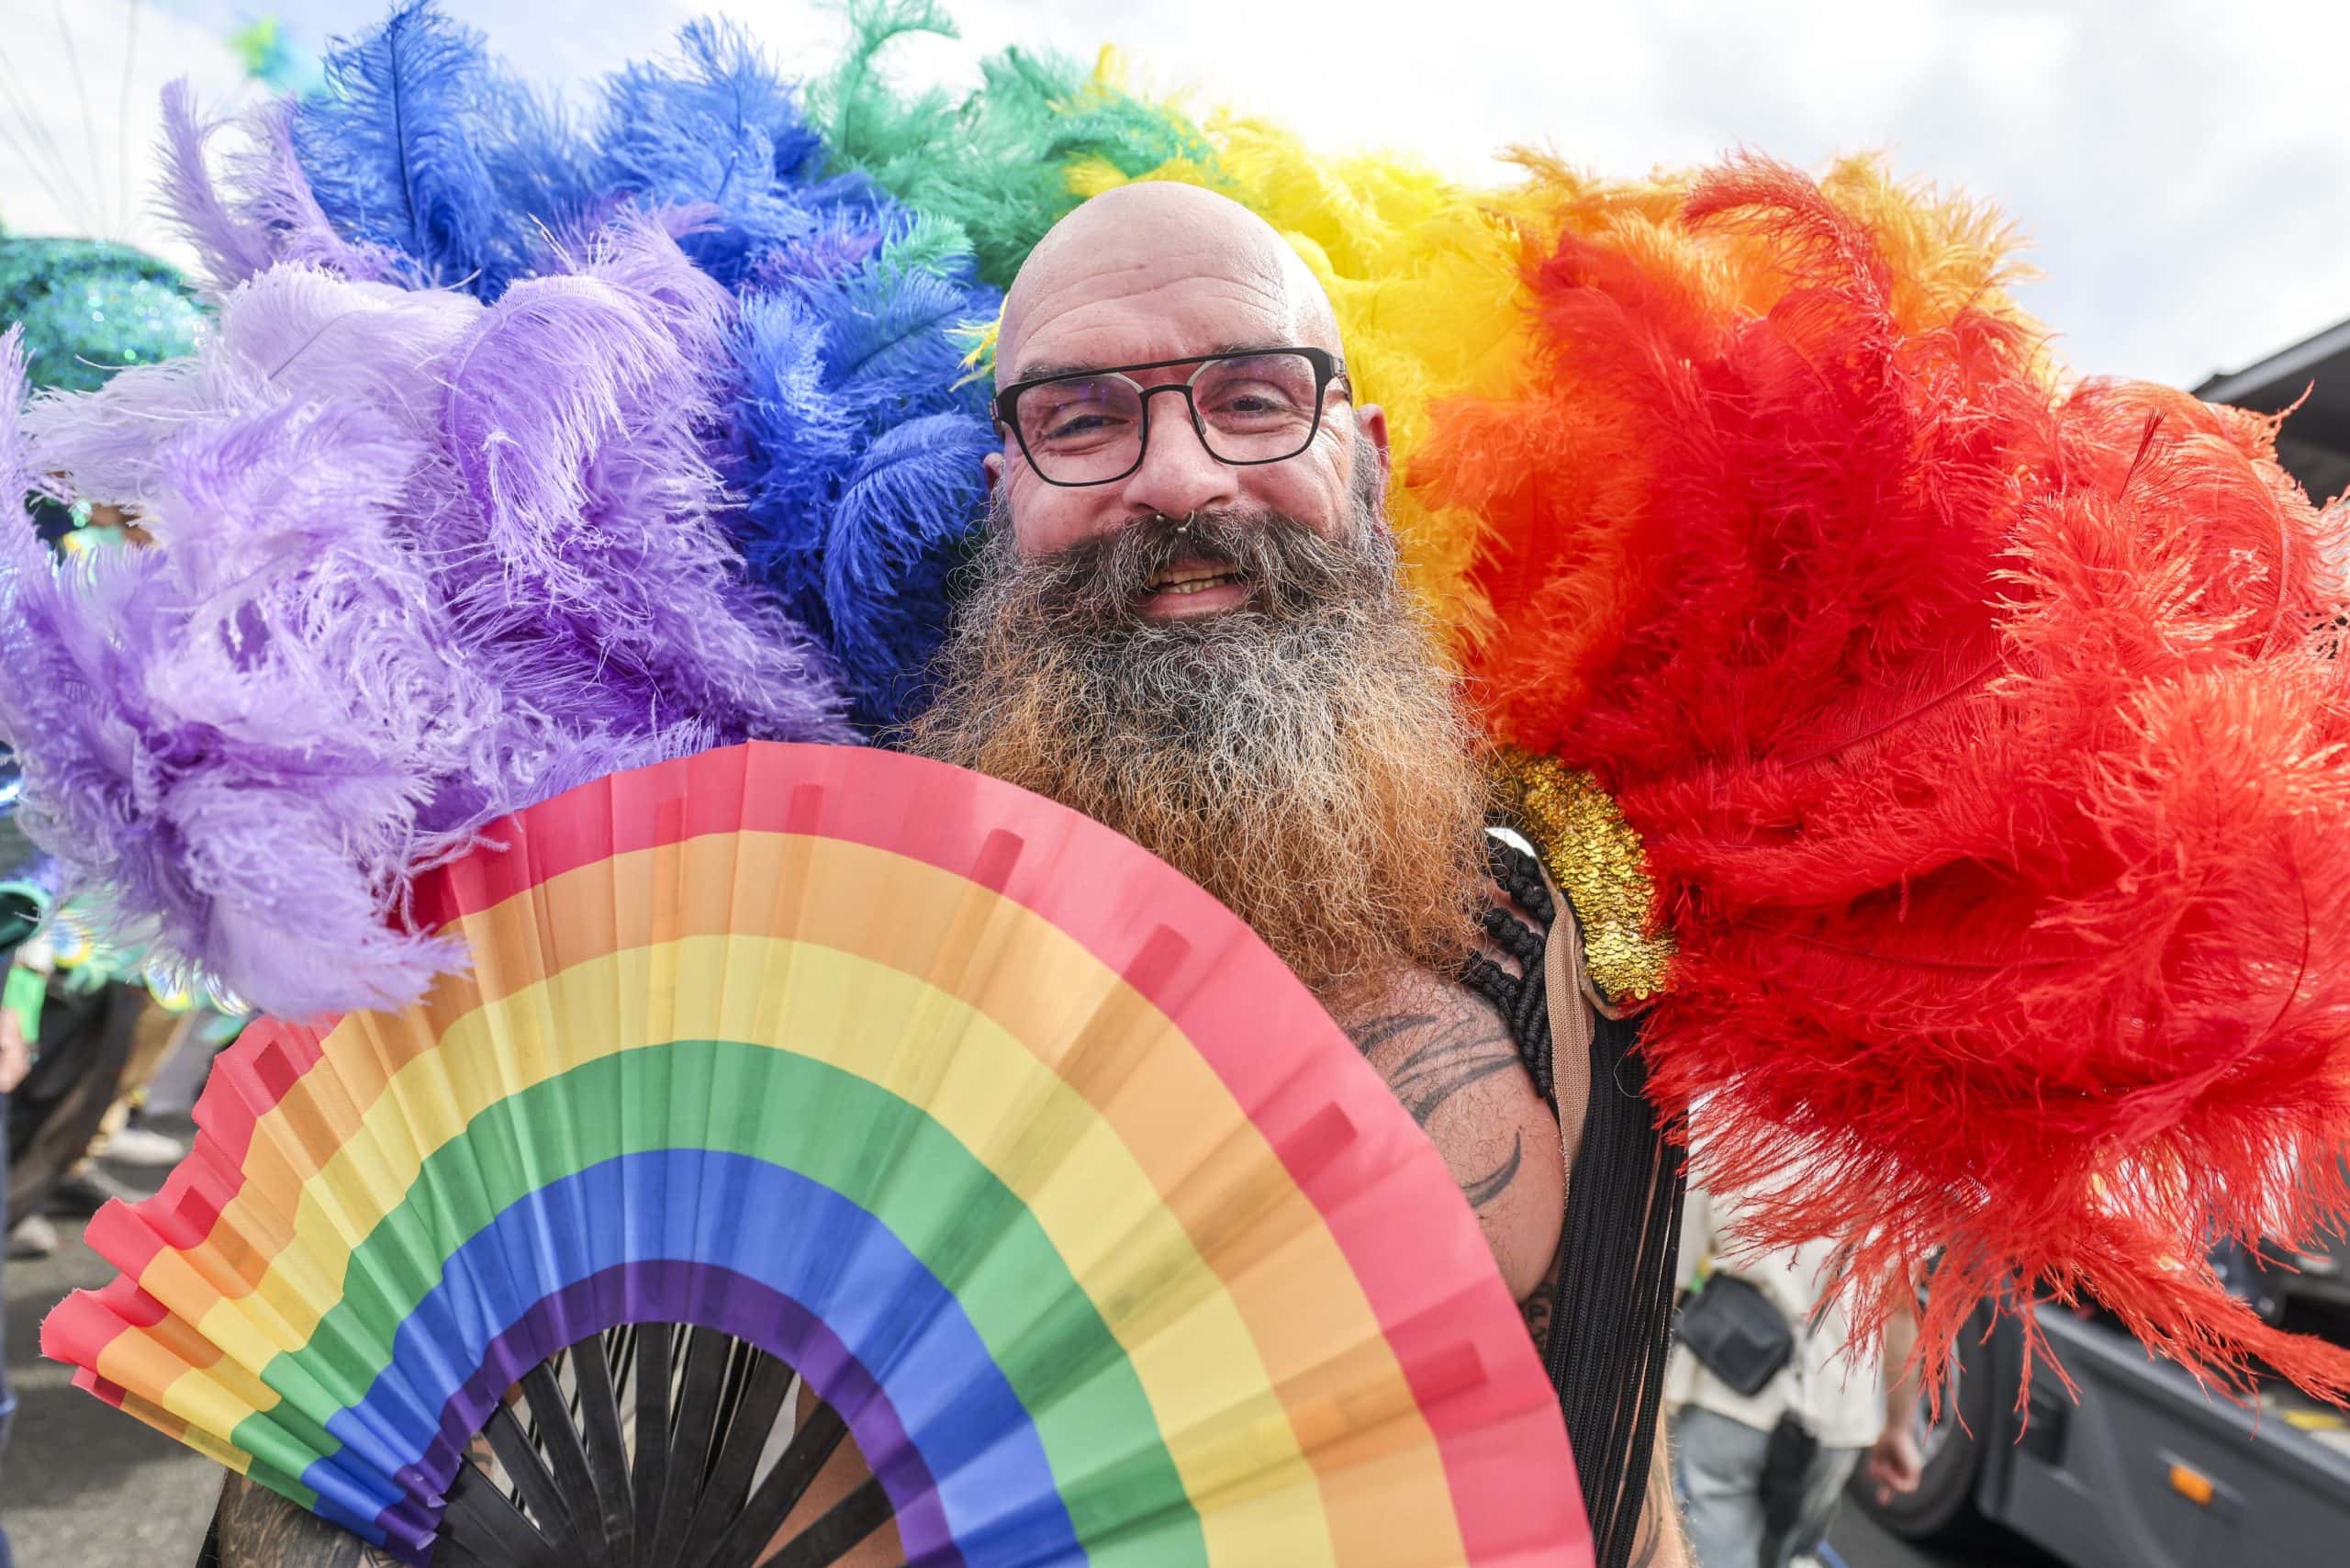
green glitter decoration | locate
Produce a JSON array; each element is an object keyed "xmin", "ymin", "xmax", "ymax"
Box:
[{"xmin": 0, "ymin": 234, "xmax": 207, "ymax": 394}]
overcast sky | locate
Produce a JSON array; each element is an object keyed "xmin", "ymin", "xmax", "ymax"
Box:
[{"xmin": 3, "ymin": 0, "xmax": 2345, "ymax": 388}]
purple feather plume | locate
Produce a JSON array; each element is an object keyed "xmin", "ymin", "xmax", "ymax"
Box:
[
  {"xmin": 23, "ymin": 265, "xmax": 477, "ymax": 505},
  {"xmin": 426, "ymin": 215, "xmax": 849, "ymax": 782},
  {"xmin": 156, "ymin": 81, "xmax": 273, "ymax": 291},
  {"xmin": 157, "ymin": 82, "xmax": 402, "ymax": 297},
  {"xmin": 0, "ymin": 328, "xmax": 476, "ymax": 1013},
  {"xmin": 2, "ymin": 222, "xmax": 850, "ymax": 1014}
]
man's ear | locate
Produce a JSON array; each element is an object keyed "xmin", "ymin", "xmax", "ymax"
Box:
[
  {"xmin": 982, "ymin": 449, "xmax": 1005, "ymax": 493},
  {"xmin": 1356, "ymin": 404, "xmax": 1392, "ymax": 477}
]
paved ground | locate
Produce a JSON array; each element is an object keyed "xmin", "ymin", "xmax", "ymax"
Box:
[
  {"xmin": 1829, "ymin": 1504, "xmax": 2063, "ymax": 1568},
  {"xmin": 2, "ymin": 1227, "xmax": 2069, "ymax": 1568},
  {"xmin": 4, "ymin": 1165, "xmax": 220, "ymax": 1564}
]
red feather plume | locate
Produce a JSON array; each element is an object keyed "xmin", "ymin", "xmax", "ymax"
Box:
[{"xmin": 1418, "ymin": 156, "xmax": 2350, "ymax": 1404}]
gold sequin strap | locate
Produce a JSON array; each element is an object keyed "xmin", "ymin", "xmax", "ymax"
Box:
[{"xmin": 1492, "ymin": 747, "xmax": 1674, "ymax": 1008}]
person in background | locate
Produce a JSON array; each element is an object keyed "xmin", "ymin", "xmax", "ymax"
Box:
[
  {"xmin": 1669, "ymin": 1182, "xmax": 1924, "ymax": 1568},
  {"xmin": 5, "ymin": 944, "xmax": 207, "ymax": 1259},
  {"xmin": 43, "ymin": 991, "xmax": 199, "ymax": 1213}
]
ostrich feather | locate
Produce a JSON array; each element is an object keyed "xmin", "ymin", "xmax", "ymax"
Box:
[
  {"xmin": 726, "ymin": 288, "xmax": 856, "ymax": 580},
  {"xmin": 724, "ymin": 245, "xmax": 996, "ymax": 728},
  {"xmin": 158, "ymin": 84, "xmax": 405, "ymax": 298},
  {"xmin": 147, "ymin": 10, "xmax": 1003, "ymax": 734},
  {"xmin": 801, "ymin": 257, "xmax": 996, "ymax": 425},
  {"xmin": 1416, "ymin": 157, "xmax": 2350, "ymax": 1404},
  {"xmin": 431, "ymin": 216, "xmax": 849, "ymax": 754},
  {"xmin": 156, "ymin": 80, "xmax": 274, "ymax": 292},
  {"xmin": 810, "ymin": 0, "xmax": 1219, "ymax": 287},
  {"xmin": 23, "ymin": 265, "xmax": 477, "ymax": 506},
  {"xmin": 0, "ymin": 329, "xmax": 479, "ymax": 1014},
  {"xmin": 821, "ymin": 411, "xmax": 995, "ymax": 720},
  {"xmin": 293, "ymin": 0, "xmax": 543, "ymax": 297},
  {"xmin": 594, "ymin": 18, "xmax": 830, "ymax": 288},
  {"xmin": 4, "ymin": 228, "xmax": 849, "ymax": 1014},
  {"xmin": 476, "ymin": 73, "xmax": 600, "ymax": 245}
]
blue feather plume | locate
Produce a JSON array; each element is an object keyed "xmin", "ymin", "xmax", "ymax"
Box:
[
  {"xmin": 276, "ymin": 7, "xmax": 1012, "ymax": 731},
  {"xmin": 295, "ymin": 0, "xmax": 548, "ymax": 297},
  {"xmin": 729, "ymin": 290, "xmax": 857, "ymax": 579},
  {"xmin": 801, "ymin": 260, "xmax": 996, "ymax": 425},
  {"xmin": 477, "ymin": 75, "xmax": 601, "ymax": 244},
  {"xmin": 725, "ymin": 228, "xmax": 1001, "ymax": 728},
  {"xmin": 596, "ymin": 19, "xmax": 834, "ymax": 288},
  {"xmin": 822, "ymin": 411, "xmax": 996, "ymax": 720}
]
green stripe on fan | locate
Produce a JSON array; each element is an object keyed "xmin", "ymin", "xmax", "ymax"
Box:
[{"xmin": 223, "ymin": 1039, "xmax": 1206, "ymax": 1562}]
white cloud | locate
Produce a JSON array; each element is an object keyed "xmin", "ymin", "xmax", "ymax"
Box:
[{"xmin": 5, "ymin": 0, "xmax": 2343, "ymax": 385}]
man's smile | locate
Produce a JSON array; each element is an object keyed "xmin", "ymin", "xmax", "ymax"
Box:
[{"xmin": 1140, "ymin": 554, "xmax": 1251, "ymax": 617}]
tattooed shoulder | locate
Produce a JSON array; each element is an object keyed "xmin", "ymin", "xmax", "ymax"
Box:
[
  {"xmin": 1342, "ymin": 978, "xmax": 1521, "ymax": 1150},
  {"xmin": 1342, "ymin": 971, "xmax": 1564, "ymax": 1301}
]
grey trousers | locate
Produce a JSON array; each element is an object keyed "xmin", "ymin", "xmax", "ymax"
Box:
[{"xmin": 1673, "ymin": 1406, "xmax": 1862, "ymax": 1568}]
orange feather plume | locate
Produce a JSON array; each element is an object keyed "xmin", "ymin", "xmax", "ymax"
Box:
[{"xmin": 1418, "ymin": 156, "xmax": 2350, "ymax": 1405}]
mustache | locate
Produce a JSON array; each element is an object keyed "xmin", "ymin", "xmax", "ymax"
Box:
[{"xmin": 988, "ymin": 505, "xmax": 1397, "ymax": 626}]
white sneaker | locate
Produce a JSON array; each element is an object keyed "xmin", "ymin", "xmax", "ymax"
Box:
[
  {"xmin": 8, "ymin": 1212, "xmax": 57, "ymax": 1258},
  {"xmin": 99, "ymin": 1125, "xmax": 186, "ymax": 1167}
]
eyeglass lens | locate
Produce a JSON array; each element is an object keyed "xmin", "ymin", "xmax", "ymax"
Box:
[{"xmin": 1015, "ymin": 352, "xmax": 1326, "ymax": 484}]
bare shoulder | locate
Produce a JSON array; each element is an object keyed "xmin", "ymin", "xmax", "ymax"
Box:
[
  {"xmin": 1339, "ymin": 967, "xmax": 1565, "ymax": 1303},
  {"xmin": 210, "ymin": 1474, "xmax": 402, "ymax": 1568}
]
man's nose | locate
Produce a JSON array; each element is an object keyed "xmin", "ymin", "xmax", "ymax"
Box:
[{"xmin": 1118, "ymin": 385, "xmax": 1239, "ymax": 520}]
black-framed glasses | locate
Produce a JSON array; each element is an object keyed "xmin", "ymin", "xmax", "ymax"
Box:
[{"xmin": 992, "ymin": 347, "xmax": 1350, "ymax": 487}]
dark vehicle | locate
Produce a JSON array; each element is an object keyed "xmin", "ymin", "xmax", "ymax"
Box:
[{"xmin": 1860, "ymin": 1268, "xmax": 2350, "ymax": 1568}]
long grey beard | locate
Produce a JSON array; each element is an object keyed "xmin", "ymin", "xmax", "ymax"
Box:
[{"xmin": 901, "ymin": 496, "xmax": 1490, "ymax": 1001}]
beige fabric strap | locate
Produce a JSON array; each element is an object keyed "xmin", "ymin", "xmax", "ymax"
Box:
[{"xmin": 1540, "ymin": 865, "xmax": 1598, "ymax": 1193}]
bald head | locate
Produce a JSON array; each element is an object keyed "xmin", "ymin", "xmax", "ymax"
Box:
[{"xmin": 997, "ymin": 183, "xmax": 1342, "ymax": 386}]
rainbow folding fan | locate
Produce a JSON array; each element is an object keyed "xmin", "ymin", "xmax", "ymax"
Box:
[{"xmin": 44, "ymin": 742, "xmax": 1583, "ymax": 1567}]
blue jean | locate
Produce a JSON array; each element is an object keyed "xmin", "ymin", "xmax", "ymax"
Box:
[{"xmin": 1674, "ymin": 1406, "xmax": 1859, "ymax": 1568}]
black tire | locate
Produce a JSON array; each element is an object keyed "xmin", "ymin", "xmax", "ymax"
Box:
[{"xmin": 1852, "ymin": 1297, "xmax": 2000, "ymax": 1547}]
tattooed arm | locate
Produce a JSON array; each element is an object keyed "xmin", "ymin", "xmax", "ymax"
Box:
[
  {"xmin": 207, "ymin": 1475, "xmax": 404, "ymax": 1568},
  {"xmin": 1625, "ymin": 1422, "xmax": 1689, "ymax": 1568},
  {"xmin": 1344, "ymin": 970, "xmax": 1564, "ymax": 1303},
  {"xmin": 1519, "ymin": 1271, "xmax": 1557, "ymax": 1353}
]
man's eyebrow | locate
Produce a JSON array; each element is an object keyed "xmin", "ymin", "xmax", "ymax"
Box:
[
  {"xmin": 1007, "ymin": 342, "xmax": 1292, "ymax": 384},
  {"xmin": 1009, "ymin": 358, "xmax": 1094, "ymax": 383}
]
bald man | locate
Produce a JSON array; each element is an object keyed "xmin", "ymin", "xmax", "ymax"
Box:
[
  {"xmin": 210, "ymin": 185, "xmax": 1686, "ymax": 1567},
  {"xmin": 901, "ymin": 184, "xmax": 1690, "ymax": 1565},
  {"xmin": 912, "ymin": 181, "xmax": 1560, "ymax": 1293}
]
